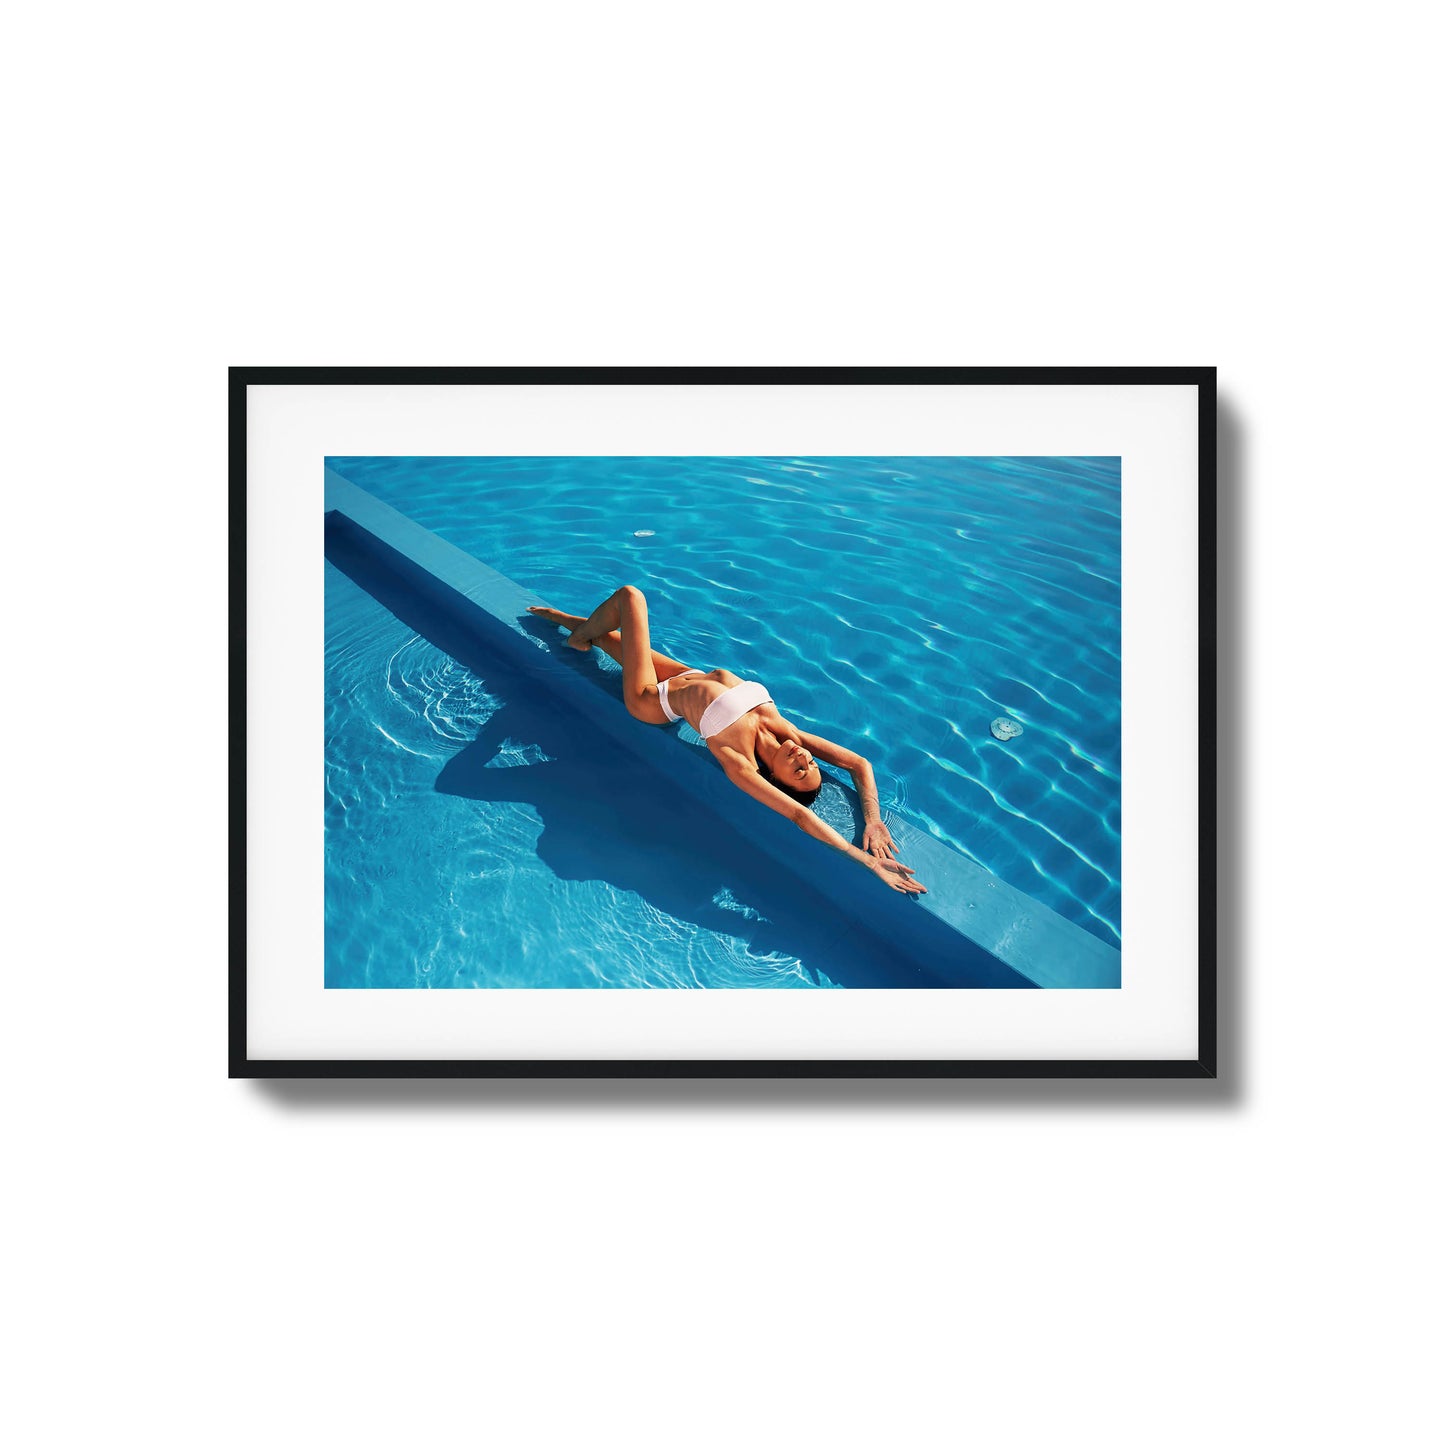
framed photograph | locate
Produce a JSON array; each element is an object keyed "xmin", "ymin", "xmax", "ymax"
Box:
[{"xmin": 235, "ymin": 367, "xmax": 1215, "ymax": 1078}]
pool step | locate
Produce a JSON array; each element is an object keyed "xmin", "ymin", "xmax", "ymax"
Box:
[{"xmin": 324, "ymin": 465, "xmax": 1121, "ymax": 989}]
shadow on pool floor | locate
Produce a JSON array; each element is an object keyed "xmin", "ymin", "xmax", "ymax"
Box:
[{"xmin": 435, "ymin": 699, "xmax": 947, "ymax": 988}]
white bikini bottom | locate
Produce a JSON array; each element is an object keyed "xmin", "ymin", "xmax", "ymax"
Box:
[{"xmin": 657, "ymin": 670, "xmax": 703, "ymax": 724}]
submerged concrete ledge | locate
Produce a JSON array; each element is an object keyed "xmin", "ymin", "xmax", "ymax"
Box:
[{"xmin": 324, "ymin": 466, "xmax": 1121, "ymax": 988}]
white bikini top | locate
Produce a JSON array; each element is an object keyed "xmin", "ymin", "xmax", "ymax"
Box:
[{"xmin": 698, "ymin": 680, "xmax": 773, "ymax": 740}]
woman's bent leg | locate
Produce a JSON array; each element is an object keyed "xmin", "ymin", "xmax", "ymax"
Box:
[
  {"xmin": 549, "ymin": 586, "xmax": 669, "ymax": 723},
  {"xmin": 527, "ymin": 606, "xmax": 696, "ymax": 679},
  {"xmin": 566, "ymin": 591, "xmax": 623, "ymax": 651}
]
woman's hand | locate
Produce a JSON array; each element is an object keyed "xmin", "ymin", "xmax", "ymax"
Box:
[
  {"xmin": 868, "ymin": 857, "xmax": 927, "ymax": 895},
  {"xmin": 863, "ymin": 820, "xmax": 899, "ymax": 861}
]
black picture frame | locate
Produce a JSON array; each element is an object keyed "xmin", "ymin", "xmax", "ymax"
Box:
[{"xmin": 232, "ymin": 366, "xmax": 1216, "ymax": 1080}]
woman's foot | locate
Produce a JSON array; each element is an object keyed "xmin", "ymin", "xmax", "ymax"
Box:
[{"xmin": 527, "ymin": 605, "xmax": 594, "ymax": 650}]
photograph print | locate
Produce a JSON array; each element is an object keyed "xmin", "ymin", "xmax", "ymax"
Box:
[{"xmin": 323, "ymin": 453, "xmax": 1122, "ymax": 991}]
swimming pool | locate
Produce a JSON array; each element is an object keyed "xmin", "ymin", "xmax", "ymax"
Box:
[{"xmin": 324, "ymin": 456, "xmax": 1121, "ymax": 988}]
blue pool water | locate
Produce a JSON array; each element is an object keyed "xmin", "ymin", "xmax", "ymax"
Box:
[{"xmin": 325, "ymin": 456, "xmax": 1121, "ymax": 988}]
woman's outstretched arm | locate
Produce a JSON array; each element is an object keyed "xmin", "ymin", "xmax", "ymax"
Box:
[
  {"xmin": 794, "ymin": 730, "xmax": 901, "ymax": 863},
  {"xmin": 721, "ymin": 755, "xmax": 925, "ymax": 895}
]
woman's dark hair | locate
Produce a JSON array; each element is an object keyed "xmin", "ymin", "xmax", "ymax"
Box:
[{"xmin": 756, "ymin": 754, "xmax": 822, "ymax": 809}]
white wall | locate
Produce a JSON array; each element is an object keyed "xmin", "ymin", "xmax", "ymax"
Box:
[{"xmin": 8, "ymin": 4, "xmax": 1438, "ymax": 1442}]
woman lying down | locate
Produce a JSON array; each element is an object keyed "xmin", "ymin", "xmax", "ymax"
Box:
[{"xmin": 529, "ymin": 585, "xmax": 926, "ymax": 896}]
